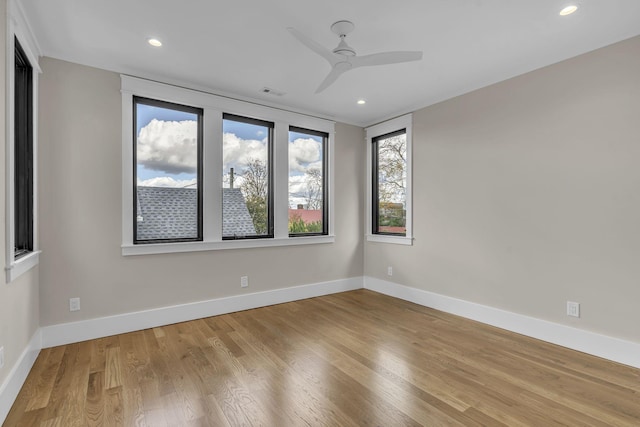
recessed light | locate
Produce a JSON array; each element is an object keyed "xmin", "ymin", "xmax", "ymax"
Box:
[
  {"xmin": 148, "ymin": 38, "xmax": 162, "ymax": 47},
  {"xmin": 357, "ymin": 99, "xmax": 366, "ymax": 105},
  {"xmin": 559, "ymin": 5, "xmax": 578, "ymax": 16}
]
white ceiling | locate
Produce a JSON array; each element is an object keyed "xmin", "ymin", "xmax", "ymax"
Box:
[{"xmin": 20, "ymin": 0, "xmax": 640, "ymax": 127}]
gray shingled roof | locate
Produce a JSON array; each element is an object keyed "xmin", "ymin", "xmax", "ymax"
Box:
[
  {"xmin": 136, "ymin": 186, "xmax": 255, "ymax": 241},
  {"xmin": 221, "ymin": 188, "xmax": 258, "ymax": 237}
]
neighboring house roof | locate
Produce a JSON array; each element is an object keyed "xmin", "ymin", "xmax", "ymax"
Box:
[
  {"xmin": 288, "ymin": 208, "xmax": 322, "ymax": 224},
  {"xmin": 136, "ymin": 186, "xmax": 255, "ymax": 240},
  {"xmin": 221, "ymin": 188, "xmax": 257, "ymax": 237}
]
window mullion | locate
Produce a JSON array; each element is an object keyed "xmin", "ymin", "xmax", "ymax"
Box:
[
  {"xmin": 326, "ymin": 131, "xmax": 335, "ymax": 236},
  {"xmin": 274, "ymin": 122, "xmax": 289, "ymax": 239},
  {"xmin": 204, "ymin": 109, "xmax": 223, "ymax": 242},
  {"xmin": 404, "ymin": 125, "xmax": 413, "ymax": 239}
]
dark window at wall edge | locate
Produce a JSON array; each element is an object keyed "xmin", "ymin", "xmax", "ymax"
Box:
[
  {"xmin": 289, "ymin": 126, "xmax": 329, "ymax": 237},
  {"xmin": 132, "ymin": 96, "xmax": 204, "ymax": 244},
  {"xmin": 14, "ymin": 38, "xmax": 34, "ymax": 259},
  {"xmin": 222, "ymin": 113, "xmax": 275, "ymax": 240},
  {"xmin": 372, "ymin": 128, "xmax": 407, "ymax": 236}
]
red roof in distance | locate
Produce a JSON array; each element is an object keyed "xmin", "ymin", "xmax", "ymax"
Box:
[{"xmin": 289, "ymin": 208, "xmax": 322, "ymax": 224}]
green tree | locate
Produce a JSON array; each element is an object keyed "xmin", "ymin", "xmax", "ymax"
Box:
[
  {"xmin": 240, "ymin": 159, "xmax": 268, "ymax": 234},
  {"xmin": 288, "ymin": 215, "xmax": 322, "ymax": 233}
]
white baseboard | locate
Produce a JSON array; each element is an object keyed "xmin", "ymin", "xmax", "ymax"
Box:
[
  {"xmin": 41, "ymin": 277, "xmax": 363, "ymax": 348},
  {"xmin": 364, "ymin": 276, "xmax": 640, "ymax": 369},
  {"xmin": 0, "ymin": 330, "xmax": 42, "ymax": 424}
]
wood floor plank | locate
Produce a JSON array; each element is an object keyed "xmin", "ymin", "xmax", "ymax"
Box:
[
  {"xmin": 104, "ymin": 386, "xmax": 124, "ymax": 426},
  {"xmin": 159, "ymin": 323, "xmax": 215, "ymax": 423},
  {"xmin": 37, "ymin": 343, "xmax": 90, "ymax": 423},
  {"xmin": 118, "ymin": 331, "xmax": 149, "ymax": 426},
  {"xmin": 85, "ymin": 371, "xmax": 105, "ymax": 426},
  {"xmin": 5, "ymin": 289, "xmax": 640, "ymax": 426},
  {"xmin": 104, "ymin": 346, "xmax": 123, "ymax": 390},
  {"xmin": 24, "ymin": 346, "xmax": 66, "ymax": 411}
]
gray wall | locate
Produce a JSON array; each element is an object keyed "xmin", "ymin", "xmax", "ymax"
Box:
[
  {"xmin": 38, "ymin": 57, "xmax": 365, "ymax": 326},
  {"xmin": 0, "ymin": 0, "xmax": 40, "ymax": 387},
  {"xmin": 365, "ymin": 36, "xmax": 640, "ymax": 343}
]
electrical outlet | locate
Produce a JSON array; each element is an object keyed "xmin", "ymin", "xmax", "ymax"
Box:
[
  {"xmin": 567, "ymin": 301, "xmax": 580, "ymax": 318},
  {"xmin": 0, "ymin": 346, "xmax": 5, "ymax": 369},
  {"xmin": 69, "ymin": 297, "xmax": 81, "ymax": 312},
  {"xmin": 240, "ymin": 276, "xmax": 249, "ymax": 288},
  {"xmin": 387, "ymin": 266, "xmax": 393, "ymax": 276}
]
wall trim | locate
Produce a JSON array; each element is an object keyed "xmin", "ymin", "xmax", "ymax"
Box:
[
  {"xmin": 364, "ymin": 276, "xmax": 640, "ymax": 369},
  {"xmin": 0, "ymin": 330, "xmax": 42, "ymax": 424},
  {"xmin": 41, "ymin": 277, "xmax": 363, "ymax": 348}
]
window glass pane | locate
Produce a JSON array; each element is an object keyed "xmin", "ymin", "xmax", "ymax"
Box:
[
  {"xmin": 288, "ymin": 128, "xmax": 325, "ymax": 234},
  {"xmin": 375, "ymin": 131, "xmax": 407, "ymax": 235},
  {"xmin": 134, "ymin": 98, "xmax": 202, "ymax": 242},
  {"xmin": 222, "ymin": 115, "xmax": 272, "ymax": 238}
]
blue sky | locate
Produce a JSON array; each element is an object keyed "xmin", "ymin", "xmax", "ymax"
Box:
[
  {"xmin": 136, "ymin": 104, "xmax": 196, "ymax": 135},
  {"xmin": 223, "ymin": 119, "xmax": 268, "ymax": 141}
]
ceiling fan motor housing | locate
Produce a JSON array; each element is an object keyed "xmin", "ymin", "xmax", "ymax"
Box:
[{"xmin": 333, "ymin": 38, "xmax": 356, "ymax": 56}]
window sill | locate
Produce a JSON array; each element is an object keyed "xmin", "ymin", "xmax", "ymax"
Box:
[
  {"xmin": 366, "ymin": 234, "xmax": 413, "ymax": 246},
  {"xmin": 122, "ymin": 235, "xmax": 335, "ymax": 256},
  {"xmin": 5, "ymin": 250, "xmax": 41, "ymax": 282}
]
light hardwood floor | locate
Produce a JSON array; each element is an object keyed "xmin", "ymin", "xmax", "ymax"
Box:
[{"xmin": 5, "ymin": 290, "xmax": 640, "ymax": 426}]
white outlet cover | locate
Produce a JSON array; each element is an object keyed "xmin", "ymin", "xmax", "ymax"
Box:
[
  {"xmin": 567, "ymin": 301, "xmax": 580, "ymax": 317},
  {"xmin": 70, "ymin": 297, "xmax": 81, "ymax": 312},
  {"xmin": 240, "ymin": 276, "xmax": 249, "ymax": 288}
]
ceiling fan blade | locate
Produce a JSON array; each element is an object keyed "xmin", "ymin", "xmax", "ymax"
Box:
[
  {"xmin": 315, "ymin": 66, "xmax": 349, "ymax": 93},
  {"xmin": 287, "ymin": 27, "xmax": 337, "ymax": 65},
  {"xmin": 351, "ymin": 51, "xmax": 423, "ymax": 68}
]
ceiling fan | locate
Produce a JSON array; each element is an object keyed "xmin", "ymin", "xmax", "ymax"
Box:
[{"xmin": 288, "ymin": 20, "xmax": 423, "ymax": 93}]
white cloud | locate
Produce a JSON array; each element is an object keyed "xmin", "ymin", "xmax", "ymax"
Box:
[
  {"xmin": 137, "ymin": 176, "xmax": 197, "ymax": 188},
  {"xmin": 288, "ymin": 174, "xmax": 307, "ymax": 198},
  {"xmin": 223, "ymin": 133, "xmax": 267, "ymax": 172},
  {"xmin": 137, "ymin": 119, "xmax": 198, "ymax": 174},
  {"xmin": 289, "ymin": 138, "xmax": 321, "ymax": 173}
]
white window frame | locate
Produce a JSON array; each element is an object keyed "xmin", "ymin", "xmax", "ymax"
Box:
[
  {"xmin": 121, "ymin": 76, "xmax": 335, "ymax": 256},
  {"xmin": 5, "ymin": 0, "xmax": 41, "ymax": 282},
  {"xmin": 366, "ymin": 114, "xmax": 413, "ymax": 246}
]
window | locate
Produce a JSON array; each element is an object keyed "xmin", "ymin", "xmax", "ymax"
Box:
[
  {"xmin": 373, "ymin": 129, "xmax": 407, "ymax": 236},
  {"xmin": 14, "ymin": 39, "xmax": 34, "ymax": 258},
  {"xmin": 121, "ymin": 76, "xmax": 335, "ymax": 255},
  {"xmin": 6, "ymin": 20, "xmax": 41, "ymax": 282},
  {"xmin": 288, "ymin": 127, "xmax": 328, "ymax": 236},
  {"xmin": 366, "ymin": 114, "xmax": 413, "ymax": 245},
  {"xmin": 222, "ymin": 114, "xmax": 273, "ymax": 239},
  {"xmin": 133, "ymin": 97, "xmax": 203, "ymax": 243}
]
